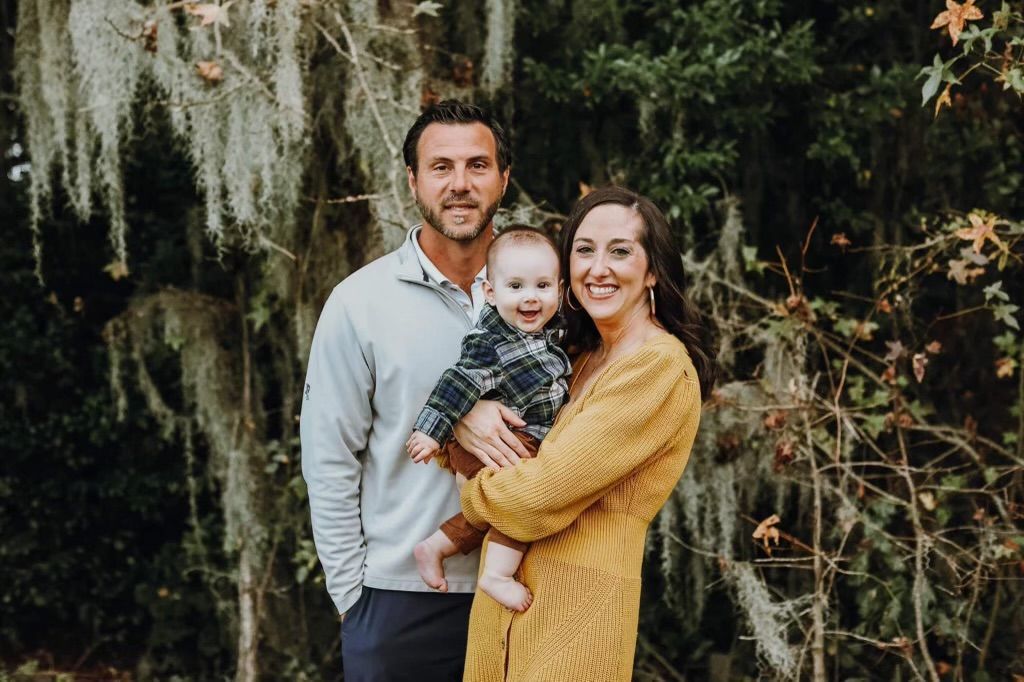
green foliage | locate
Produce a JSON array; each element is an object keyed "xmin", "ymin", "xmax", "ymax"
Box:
[
  {"xmin": 517, "ymin": 0, "xmax": 819, "ymax": 224},
  {"xmin": 0, "ymin": 177, "xmax": 222, "ymax": 674},
  {"xmin": 6, "ymin": 0, "xmax": 1024, "ymax": 679}
]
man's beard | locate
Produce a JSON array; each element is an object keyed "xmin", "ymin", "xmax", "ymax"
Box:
[{"xmin": 415, "ymin": 193, "xmax": 502, "ymax": 242}]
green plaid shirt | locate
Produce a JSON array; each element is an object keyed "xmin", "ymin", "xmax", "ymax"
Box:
[{"xmin": 414, "ymin": 304, "xmax": 571, "ymax": 445}]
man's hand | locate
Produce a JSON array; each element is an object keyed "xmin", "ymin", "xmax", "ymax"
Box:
[
  {"xmin": 406, "ymin": 431, "xmax": 442, "ymax": 464},
  {"xmin": 452, "ymin": 400, "xmax": 529, "ymax": 470}
]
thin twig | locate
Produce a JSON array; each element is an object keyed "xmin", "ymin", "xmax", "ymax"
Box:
[{"xmin": 333, "ymin": 11, "xmax": 398, "ymax": 158}]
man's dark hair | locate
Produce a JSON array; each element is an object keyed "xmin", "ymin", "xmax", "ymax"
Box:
[{"xmin": 402, "ymin": 100, "xmax": 512, "ymax": 175}]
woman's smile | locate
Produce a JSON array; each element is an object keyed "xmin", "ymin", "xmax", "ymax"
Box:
[{"xmin": 585, "ymin": 283, "xmax": 619, "ymax": 298}]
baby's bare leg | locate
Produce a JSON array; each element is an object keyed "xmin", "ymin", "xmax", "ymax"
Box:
[
  {"xmin": 478, "ymin": 544, "xmax": 532, "ymax": 612},
  {"xmin": 414, "ymin": 530, "xmax": 459, "ymax": 592}
]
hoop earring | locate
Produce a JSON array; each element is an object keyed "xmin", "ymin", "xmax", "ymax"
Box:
[
  {"xmin": 564, "ymin": 289, "xmax": 581, "ymax": 311},
  {"xmin": 648, "ymin": 286, "xmax": 656, "ymax": 317}
]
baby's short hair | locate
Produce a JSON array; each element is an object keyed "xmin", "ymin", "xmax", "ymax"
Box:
[{"xmin": 486, "ymin": 225, "xmax": 560, "ymax": 275}]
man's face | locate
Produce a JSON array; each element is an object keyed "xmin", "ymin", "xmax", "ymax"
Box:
[{"xmin": 407, "ymin": 122, "xmax": 510, "ymax": 242}]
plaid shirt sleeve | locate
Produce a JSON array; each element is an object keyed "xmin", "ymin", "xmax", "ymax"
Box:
[{"xmin": 413, "ymin": 332, "xmax": 503, "ymax": 445}]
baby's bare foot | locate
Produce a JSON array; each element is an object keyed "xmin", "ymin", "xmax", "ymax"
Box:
[
  {"xmin": 479, "ymin": 573, "xmax": 533, "ymax": 612},
  {"xmin": 414, "ymin": 533, "xmax": 455, "ymax": 592}
]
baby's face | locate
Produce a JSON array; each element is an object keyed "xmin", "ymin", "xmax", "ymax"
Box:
[{"xmin": 484, "ymin": 243, "xmax": 561, "ymax": 334}]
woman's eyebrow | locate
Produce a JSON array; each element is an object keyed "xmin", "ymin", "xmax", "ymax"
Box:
[{"xmin": 572, "ymin": 237, "xmax": 635, "ymax": 245}]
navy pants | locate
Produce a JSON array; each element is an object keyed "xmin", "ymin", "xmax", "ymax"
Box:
[{"xmin": 341, "ymin": 587, "xmax": 474, "ymax": 681}]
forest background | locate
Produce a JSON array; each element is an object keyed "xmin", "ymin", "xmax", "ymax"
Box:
[{"xmin": 1, "ymin": 0, "xmax": 1023, "ymax": 680}]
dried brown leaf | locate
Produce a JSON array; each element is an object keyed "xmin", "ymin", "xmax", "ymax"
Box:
[
  {"xmin": 884, "ymin": 340, "xmax": 906, "ymax": 363},
  {"xmin": 995, "ymin": 356, "xmax": 1017, "ymax": 379},
  {"xmin": 773, "ymin": 438, "xmax": 794, "ymax": 472},
  {"xmin": 104, "ymin": 260, "xmax": 130, "ymax": 280},
  {"xmin": 831, "ymin": 232, "xmax": 851, "ymax": 250},
  {"xmin": 196, "ymin": 60, "xmax": 223, "ymax": 83},
  {"xmin": 931, "ymin": 0, "xmax": 984, "ymax": 45},
  {"xmin": 956, "ymin": 212, "xmax": 1004, "ymax": 254},
  {"xmin": 185, "ymin": 1, "xmax": 234, "ymax": 28},
  {"xmin": 912, "ymin": 352, "xmax": 928, "ymax": 383},
  {"xmin": 752, "ymin": 514, "xmax": 782, "ymax": 554},
  {"xmin": 934, "ymin": 84, "xmax": 953, "ymax": 118}
]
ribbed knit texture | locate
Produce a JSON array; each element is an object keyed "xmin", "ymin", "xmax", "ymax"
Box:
[{"xmin": 460, "ymin": 335, "xmax": 702, "ymax": 681}]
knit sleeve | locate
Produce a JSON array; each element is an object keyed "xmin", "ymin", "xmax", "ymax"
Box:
[
  {"xmin": 413, "ymin": 332, "xmax": 503, "ymax": 445},
  {"xmin": 460, "ymin": 342, "xmax": 700, "ymax": 542}
]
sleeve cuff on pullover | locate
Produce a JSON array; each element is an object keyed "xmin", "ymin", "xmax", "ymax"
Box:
[{"xmin": 414, "ymin": 405, "xmax": 455, "ymax": 445}]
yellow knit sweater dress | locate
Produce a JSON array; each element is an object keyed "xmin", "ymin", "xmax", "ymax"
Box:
[{"xmin": 460, "ymin": 334, "xmax": 702, "ymax": 682}]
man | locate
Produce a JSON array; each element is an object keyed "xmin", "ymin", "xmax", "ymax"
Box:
[{"xmin": 301, "ymin": 100, "xmax": 528, "ymax": 681}]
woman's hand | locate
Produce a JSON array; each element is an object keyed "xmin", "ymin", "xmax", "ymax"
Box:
[{"xmin": 452, "ymin": 400, "xmax": 529, "ymax": 470}]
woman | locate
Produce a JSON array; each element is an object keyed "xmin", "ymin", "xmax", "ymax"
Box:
[{"xmin": 456, "ymin": 186, "xmax": 716, "ymax": 681}]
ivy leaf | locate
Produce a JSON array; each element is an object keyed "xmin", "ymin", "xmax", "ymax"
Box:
[
  {"xmin": 742, "ymin": 245, "xmax": 766, "ymax": 275},
  {"xmin": 993, "ymin": 331, "xmax": 1018, "ymax": 353},
  {"xmin": 919, "ymin": 54, "xmax": 945, "ymax": 105},
  {"xmin": 984, "ymin": 280, "xmax": 1009, "ymax": 303},
  {"xmin": 959, "ymin": 246, "xmax": 989, "ymax": 265},
  {"xmin": 862, "ymin": 413, "xmax": 887, "ymax": 439},
  {"xmin": 1002, "ymin": 67, "xmax": 1024, "ymax": 93},
  {"xmin": 958, "ymin": 24, "xmax": 996, "ymax": 54},
  {"xmin": 412, "ymin": 1, "xmax": 443, "ymax": 18},
  {"xmin": 836, "ymin": 318, "xmax": 878, "ymax": 341},
  {"xmin": 918, "ymin": 53, "xmax": 960, "ymax": 105},
  {"xmin": 992, "ymin": 303, "xmax": 1021, "ymax": 331},
  {"xmin": 994, "ymin": 1, "xmax": 1012, "ymax": 31}
]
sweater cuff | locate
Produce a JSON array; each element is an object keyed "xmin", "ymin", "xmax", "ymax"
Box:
[
  {"xmin": 459, "ymin": 470, "xmax": 493, "ymax": 528},
  {"xmin": 414, "ymin": 405, "xmax": 455, "ymax": 445}
]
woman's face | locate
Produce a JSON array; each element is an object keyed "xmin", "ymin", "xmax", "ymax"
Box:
[{"xmin": 569, "ymin": 203, "xmax": 655, "ymax": 329}]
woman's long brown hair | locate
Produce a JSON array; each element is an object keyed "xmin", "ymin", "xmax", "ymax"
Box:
[{"xmin": 560, "ymin": 185, "xmax": 718, "ymax": 399}]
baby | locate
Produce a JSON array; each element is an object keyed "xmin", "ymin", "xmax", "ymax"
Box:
[{"xmin": 406, "ymin": 226, "xmax": 571, "ymax": 612}]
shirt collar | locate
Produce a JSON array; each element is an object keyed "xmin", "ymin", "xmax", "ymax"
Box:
[{"xmin": 410, "ymin": 225, "xmax": 487, "ymax": 287}]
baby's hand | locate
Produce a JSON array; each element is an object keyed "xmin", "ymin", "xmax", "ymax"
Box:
[{"xmin": 407, "ymin": 431, "xmax": 441, "ymax": 464}]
